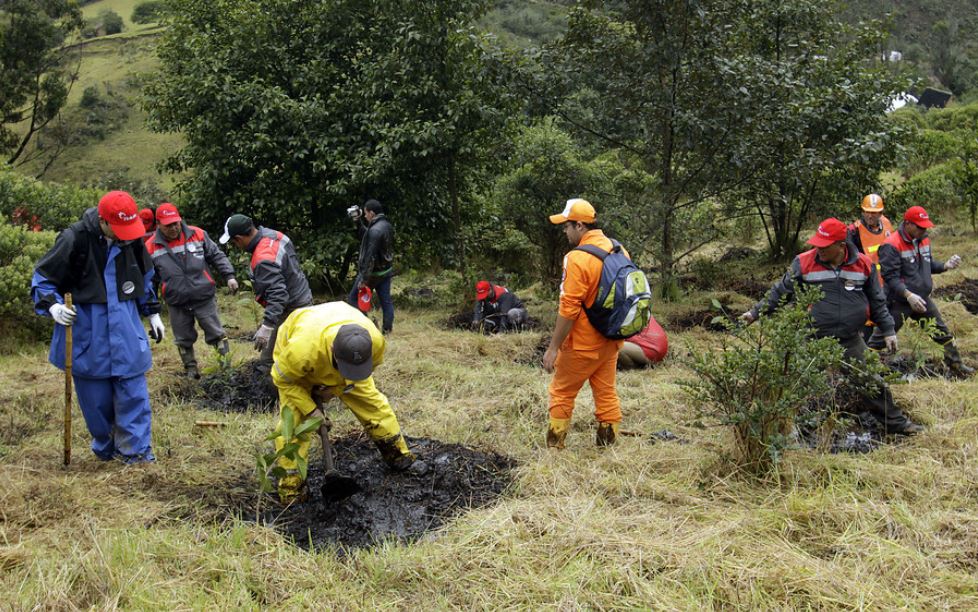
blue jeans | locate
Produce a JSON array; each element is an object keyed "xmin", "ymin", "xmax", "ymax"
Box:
[{"xmin": 348, "ymin": 274, "xmax": 394, "ymax": 333}]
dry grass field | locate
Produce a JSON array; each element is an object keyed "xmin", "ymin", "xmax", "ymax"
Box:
[{"xmin": 1, "ymin": 229, "xmax": 977, "ymax": 609}]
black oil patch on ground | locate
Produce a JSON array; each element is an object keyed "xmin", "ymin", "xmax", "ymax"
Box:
[
  {"xmin": 248, "ymin": 435, "xmax": 516, "ymax": 550},
  {"xmin": 170, "ymin": 359, "xmax": 278, "ymax": 413},
  {"xmin": 668, "ymin": 309, "xmax": 729, "ymax": 332},
  {"xmin": 934, "ymin": 279, "xmax": 978, "ymax": 315},
  {"xmin": 444, "ymin": 310, "xmax": 542, "ymax": 332}
]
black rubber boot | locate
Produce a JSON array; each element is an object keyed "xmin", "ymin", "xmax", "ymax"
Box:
[
  {"xmin": 177, "ymin": 346, "xmax": 200, "ymax": 379},
  {"xmin": 944, "ymin": 344, "xmax": 975, "ymax": 378}
]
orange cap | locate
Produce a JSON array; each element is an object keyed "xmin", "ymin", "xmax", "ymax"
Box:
[{"xmin": 549, "ymin": 198, "xmax": 596, "ymax": 224}]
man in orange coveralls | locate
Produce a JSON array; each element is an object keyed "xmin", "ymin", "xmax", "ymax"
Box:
[{"xmin": 542, "ymin": 198, "xmax": 628, "ymax": 448}]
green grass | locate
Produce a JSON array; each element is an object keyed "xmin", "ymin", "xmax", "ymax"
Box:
[{"xmin": 2, "ymin": 231, "xmax": 978, "ymax": 607}]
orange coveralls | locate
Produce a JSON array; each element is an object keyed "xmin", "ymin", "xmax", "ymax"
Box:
[{"xmin": 549, "ymin": 229, "xmax": 624, "ymax": 424}]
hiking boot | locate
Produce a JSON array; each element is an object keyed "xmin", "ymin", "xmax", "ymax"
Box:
[
  {"xmin": 546, "ymin": 417, "xmax": 570, "ymax": 449},
  {"xmin": 185, "ymin": 365, "xmax": 200, "ymax": 380},
  {"xmin": 944, "ymin": 345, "xmax": 974, "ymax": 378},
  {"xmin": 596, "ymin": 422, "xmax": 619, "ymax": 447}
]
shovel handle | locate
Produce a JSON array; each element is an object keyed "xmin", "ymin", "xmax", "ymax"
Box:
[
  {"xmin": 318, "ymin": 422, "xmax": 336, "ymax": 473},
  {"xmin": 64, "ymin": 293, "xmax": 73, "ymax": 466}
]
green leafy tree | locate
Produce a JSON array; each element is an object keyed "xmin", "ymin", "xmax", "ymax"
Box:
[
  {"xmin": 725, "ymin": 0, "xmax": 912, "ymax": 259},
  {"xmin": 0, "ymin": 0, "xmax": 82, "ymax": 167},
  {"xmin": 146, "ymin": 0, "xmax": 515, "ymax": 285},
  {"xmin": 533, "ymin": 0, "xmax": 756, "ymax": 297}
]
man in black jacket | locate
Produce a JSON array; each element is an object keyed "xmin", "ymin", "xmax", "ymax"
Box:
[
  {"xmin": 347, "ymin": 199, "xmax": 395, "ymax": 334},
  {"xmin": 220, "ymin": 214, "xmax": 313, "ymax": 369},
  {"xmin": 472, "ymin": 280, "xmax": 528, "ymax": 332},
  {"xmin": 741, "ymin": 218, "xmax": 923, "ymax": 434}
]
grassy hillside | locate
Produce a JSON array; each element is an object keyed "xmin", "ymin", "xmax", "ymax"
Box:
[{"xmin": 1, "ymin": 232, "xmax": 977, "ymax": 606}]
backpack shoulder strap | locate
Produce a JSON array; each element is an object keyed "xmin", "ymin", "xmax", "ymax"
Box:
[{"xmin": 574, "ymin": 244, "xmax": 609, "ymax": 261}]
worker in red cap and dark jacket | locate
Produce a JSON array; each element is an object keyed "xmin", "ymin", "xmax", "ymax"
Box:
[
  {"xmin": 741, "ymin": 218, "xmax": 923, "ymax": 435},
  {"xmin": 472, "ymin": 280, "xmax": 528, "ymax": 332},
  {"xmin": 31, "ymin": 191, "xmax": 165, "ymax": 463},
  {"xmin": 867, "ymin": 206, "xmax": 973, "ymax": 376},
  {"xmin": 145, "ymin": 203, "xmax": 239, "ymax": 378}
]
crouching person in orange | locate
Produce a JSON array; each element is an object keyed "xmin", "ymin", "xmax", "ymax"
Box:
[
  {"xmin": 542, "ymin": 198, "xmax": 627, "ymax": 448},
  {"xmin": 271, "ymin": 301, "xmax": 417, "ymax": 503}
]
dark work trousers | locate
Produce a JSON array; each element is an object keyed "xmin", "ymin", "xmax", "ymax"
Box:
[
  {"xmin": 169, "ymin": 299, "xmax": 227, "ymax": 348},
  {"xmin": 838, "ymin": 334, "xmax": 911, "ymax": 431},
  {"xmin": 347, "ymin": 274, "xmax": 394, "ymax": 333},
  {"xmin": 867, "ymin": 297, "xmax": 954, "ymax": 351}
]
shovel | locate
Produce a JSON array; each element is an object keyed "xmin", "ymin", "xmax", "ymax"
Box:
[{"xmin": 312, "ymin": 403, "xmax": 360, "ymax": 502}]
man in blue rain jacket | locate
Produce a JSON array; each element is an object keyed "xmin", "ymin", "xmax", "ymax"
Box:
[{"xmin": 31, "ymin": 191, "xmax": 165, "ymax": 463}]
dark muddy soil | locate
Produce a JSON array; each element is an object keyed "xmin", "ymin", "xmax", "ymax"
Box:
[
  {"xmin": 881, "ymin": 353, "xmax": 948, "ymax": 380},
  {"xmin": 247, "ymin": 435, "xmax": 516, "ymax": 550},
  {"xmin": 668, "ymin": 309, "xmax": 730, "ymax": 332},
  {"xmin": 171, "ymin": 359, "xmax": 278, "ymax": 413},
  {"xmin": 445, "ymin": 310, "xmax": 541, "ymax": 333},
  {"xmin": 934, "ymin": 279, "xmax": 978, "ymax": 315},
  {"xmin": 795, "ymin": 379, "xmax": 886, "ymax": 453}
]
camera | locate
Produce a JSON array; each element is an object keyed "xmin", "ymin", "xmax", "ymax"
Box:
[{"xmin": 346, "ymin": 205, "xmax": 361, "ymax": 219}]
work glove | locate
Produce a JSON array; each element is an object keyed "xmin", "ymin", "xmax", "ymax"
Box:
[
  {"xmin": 253, "ymin": 324, "xmax": 274, "ymax": 351},
  {"xmin": 946, "ymin": 254, "xmax": 962, "ymax": 270},
  {"xmin": 739, "ymin": 310, "xmax": 756, "ymax": 324},
  {"xmin": 227, "ymin": 278, "xmax": 239, "ymax": 294},
  {"xmin": 49, "ymin": 303, "xmax": 77, "ymax": 326},
  {"xmin": 884, "ymin": 334, "xmax": 899, "ymax": 353},
  {"xmin": 905, "ymin": 291, "xmax": 928, "ymax": 314},
  {"xmin": 148, "ymin": 313, "xmax": 165, "ymax": 343}
]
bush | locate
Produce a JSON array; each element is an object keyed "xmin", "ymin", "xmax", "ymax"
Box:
[
  {"xmin": 99, "ymin": 9, "xmax": 124, "ymax": 35},
  {"xmin": 889, "ymin": 160, "xmax": 963, "ymax": 214},
  {"xmin": 0, "ymin": 224, "xmax": 57, "ymax": 340},
  {"xmin": 131, "ymin": 1, "xmax": 166, "ymax": 24},
  {"xmin": 925, "ymin": 101, "xmax": 978, "ymax": 133},
  {"xmin": 0, "ymin": 165, "xmax": 99, "ymax": 231},
  {"xmin": 901, "ymin": 129, "xmax": 966, "ymax": 175},
  {"xmin": 683, "ymin": 287, "xmax": 843, "ymax": 474}
]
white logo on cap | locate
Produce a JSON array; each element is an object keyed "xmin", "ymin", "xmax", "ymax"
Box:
[
  {"xmin": 162, "ymin": 209, "xmax": 177, "ymax": 217},
  {"xmin": 116, "ymin": 211, "xmax": 137, "ymax": 222},
  {"xmin": 818, "ymin": 226, "xmax": 830, "ymax": 237},
  {"xmin": 919, "ymin": 211, "xmax": 929, "ymax": 219}
]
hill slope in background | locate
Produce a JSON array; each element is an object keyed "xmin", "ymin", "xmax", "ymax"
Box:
[{"xmin": 15, "ymin": 0, "xmax": 978, "ymax": 192}]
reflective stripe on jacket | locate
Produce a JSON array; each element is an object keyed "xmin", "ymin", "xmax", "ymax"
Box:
[
  {"xmin": 752, "ymin": 244, "xmax": 895, "ymax": 338},
  {"xmin": 145, "ymin": 223, "xmax": 235, "ymax": 307},
  {"xmin": 878, "ymin": 224, "xmax": 945, "ymax": 302},
  {"xmin": 246, "ymin": 227, "xmax": 313, "ymax": 327}
]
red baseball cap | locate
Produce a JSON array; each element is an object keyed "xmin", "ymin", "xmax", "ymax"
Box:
[
  {"xmin": 904, "ymin": 205, "xmax": 934, "ymax": 229},
  {"xmin": 98, "ymin": 191, "xmax": 144, "ymax": 241},
  {"xmin": 475, "ymin": 280, "xmax": 491, "ymax": 300},
  {"xmin": 138, "ymin": 208, "xmax": 156, "ymax": 232},
  {"xmin": 357, "ymin": 286, "xmax": 373, "ymax": 313},
  {"xmin": 156, "ymin": 202, "xmax": 182, "ymax": 225},
  {"xmin": 807, "ymin": 218, "xmax": 848, "ymax": 247}
]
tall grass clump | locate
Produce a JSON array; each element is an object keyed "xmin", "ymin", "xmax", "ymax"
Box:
[{"xmin": 683, "ymin": 287, "xmax": 842, "ymax": 473}]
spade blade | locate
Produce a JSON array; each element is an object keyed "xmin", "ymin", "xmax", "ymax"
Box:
[{"xmin": 321, "ymin": 471, "xmax": 361, "ymax": 502}]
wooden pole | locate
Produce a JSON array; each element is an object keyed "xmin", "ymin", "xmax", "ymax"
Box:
[{"xmin": 64, "ymin": 293, "xmax": 72, "ymax": 466}]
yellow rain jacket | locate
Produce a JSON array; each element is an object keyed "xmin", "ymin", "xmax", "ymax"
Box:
[{"xmin": 270, "ymin": 301, "xmax": 410, "ymax": 501}]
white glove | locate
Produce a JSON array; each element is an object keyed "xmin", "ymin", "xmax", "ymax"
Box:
[
  {"xmin": 254, "ymin": 324, "xmax": 274, "ymax": 351},
  {"xmin": 905, "ymin": 292, "xmax": 928, "ymax": 314},
  {"xmin": 49, "ymin": 303, "xmax": 77, "ymax": 326},
  {"xmin": 884, "ymin": 334, "xmax": 899, "ymax": 353},
  {"xmin": 946, "ymin": 254, "xmax": 962, "ymax": 270},
  {"xmin": 739, "ymin": 311, "xmax": 756, "ymax": 324},
  {"xmin": 148, "ymin": 313, "xmax": 165, "ymax": 343},
  {"xmin": 227, "ymin": 278, "xmax": 239, "ymax": 294}
]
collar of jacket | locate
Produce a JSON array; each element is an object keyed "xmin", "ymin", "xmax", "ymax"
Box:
[
  {"xmin": 368, "ymin": 213, "xmax": 387, "ymax": 227},
  {"xmin": 896, "ymin": 223, "xmax": 923, "ymax": 247},
  {"xmin": 245, "ymin": 226, "xmax": 266, "ymax": 253},
  {"xmin": 814, "ymin": 241, "xmax": 859, "ymax": 269},
  {"xmin": 152, "ymin": 221, "xmax": 190, "ymax": 246}
]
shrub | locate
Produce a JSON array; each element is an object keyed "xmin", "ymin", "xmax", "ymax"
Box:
[
  {"xmin": 0, "ymin": 165, "xmax": 99, "ymax": 231},
  {"xmin": 901, "ymin": 129, "xmax": 966, "ymax": 175},
  {"xmin": 99, "ymin": 9, "xmax": 124, "ymax": 35},
  {"xmin": 0, "ymin": 224, "xmax": 57, "ymax": 340},
  {"xmin": 925, "ymin": 101, "xmax": 978, "ymax": 133},
  {"xmin": 889, "ymin": 160, "xmax": 963, "ymax": 215},
  {"xmin": 131, "ymin": 1, "xmax": 166, "ymax": 24},
  {"xmin": 683, "ymin": 287, "xmax": 843, "ymax": 474}
]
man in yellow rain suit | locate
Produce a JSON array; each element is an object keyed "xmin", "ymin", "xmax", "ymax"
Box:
[{"xmin": 271, "ymin": 301, "xmax": 416, "ymax": 502}]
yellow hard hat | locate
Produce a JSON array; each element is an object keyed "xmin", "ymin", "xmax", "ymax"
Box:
[{"xmin": 861, "ymin": 193, "xmax": 884, "ymax": 212}]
